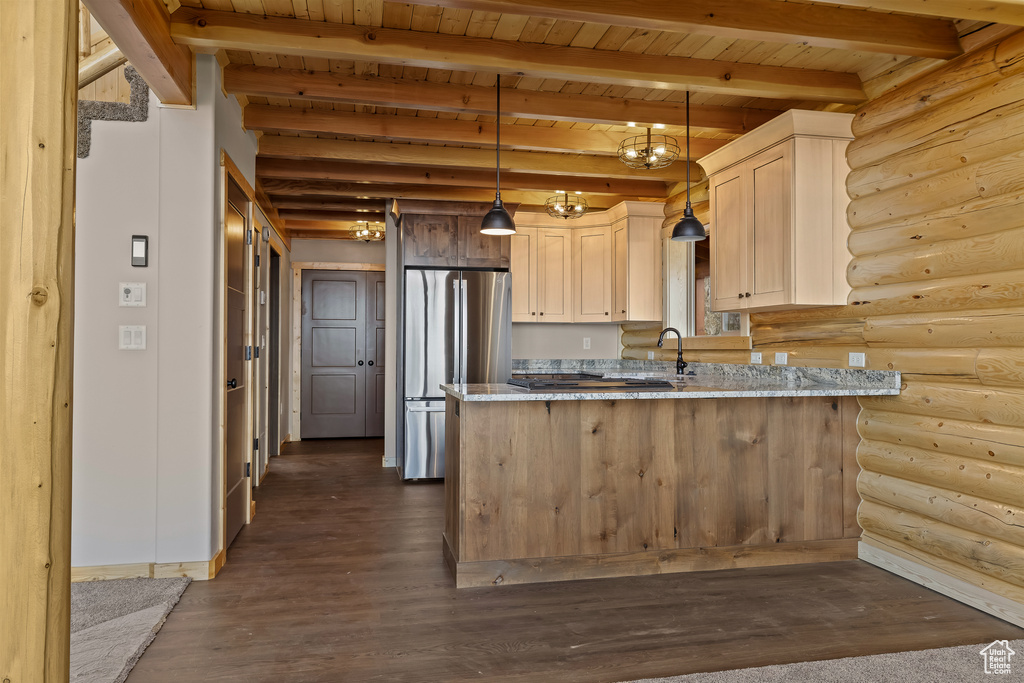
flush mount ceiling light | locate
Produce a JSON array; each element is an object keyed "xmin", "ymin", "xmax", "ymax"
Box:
[
  {"xmin": 353, "ymin": 221, "xmax": 384, "ymax": 241},
  {"xmin": 617, "ymin": 127, "xmax": 680, "ymax": 170},
  {"xmin": 671, "ymin": 91, "xmax": 708, "ymax": 242},
  {"xmin": 480, "ymin": 74, "xmax": 516, "ymax": 236},
  {"xmin": 545, "ymin": 191, "xmax": 589, "ymax": 219}
]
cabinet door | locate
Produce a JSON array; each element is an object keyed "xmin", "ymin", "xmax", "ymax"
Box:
[
  {"xmin": 710, "ymin": 172, "xmax": 747, "ymax": 311},
  {"xmin": 611, "ymin": 223, "xmax": 629, "ymax": 321},
  {"xmin": 403, "ymin": 214, "xmax": 458, "ymax": 267},
  {"xmin": 458, "ymin": 215, "xmax": 510, "ymax": 268},
  {"xmin": 748, "ymin": 143, "xmax": 791, "ymax": 308},
  {"xmin": 510, "ymin": 228, "xmax": 537, "ymax": 322},
  {"xmin": 536, "ymin": 229, "xmax": 572, "ymax": 322},
  {"xmin": 572, "ymin": 226, "xmax": 612, "ymax": 322}
]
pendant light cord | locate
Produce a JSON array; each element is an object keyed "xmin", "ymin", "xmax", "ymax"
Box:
[
  {"xmin": 495, "ymin": 76, "xmax": 501, "ymax": 200},
  {"xmin": 685, "ymin": 91, "xmax": 692, "ymax": 212}
]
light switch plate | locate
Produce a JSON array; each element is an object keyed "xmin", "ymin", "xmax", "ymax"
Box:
[
  {"xmin": 119, "ymin": 282, "xmax": 146, "ymax": 307},
  {"xmin": 849, "ymin": 352, "xmax": 866, "ymax": 367},
  {"xmin": 750, "ymin": 352, "xmax": 762, "ymax": 364},
  {"xmin": 583, "ymin": 337, "xmax": 591, "ymax": 350},
  {"xmin": 774, "ymin": 352, "xmax": 789, "ymax": 365},
  {"xmin": 118, "ymin": 325, "xmax": 146, "ymax": 350},
  {"xmin": 648, "ymin": 351, "xmax": 655, "ymax": 360}
]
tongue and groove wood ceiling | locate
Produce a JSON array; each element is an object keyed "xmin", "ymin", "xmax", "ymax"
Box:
[{"xmin": 86, "ymin": 0, "xmax": 1023, "ymax": 238}]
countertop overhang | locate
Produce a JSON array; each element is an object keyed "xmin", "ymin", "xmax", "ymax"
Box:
[{"xmin": 441, "ymin": 359, "xmax": 901, "ymax": 402}]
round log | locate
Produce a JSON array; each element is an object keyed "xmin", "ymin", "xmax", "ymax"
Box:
[
  {"xmin": 848, "ymin": 191, "xmax": 1024, "ymax": 257},
  {"xmin": 977, "ymin": 348, "xmax": 1024, "ymax": 388},
  {"xmin": 862, "ymin": 307, "xmax": 1024, "ymax": 348},
  {"xmin": 848, "ymin": 225, "xmax": 1024, "ymax": 288},
  {"xmin": 849, "ymin": 77, "xmax": 1024, "ymax": 170},
  {"xmin": 751, "ymin": 319, "xmax": 866, "ymax": 347},
  {"xmin": 860, "ymin": 471, "xmax": 1024, "ymax": 549},
  {"xmin": 861, "ymin": 532, "xmax": 1024, "ymax": 609},
  {"xmin": 858, "ymin": 408, "xmax": 1024, "ymax": 468},
  {"xmin": 858, "ymin": 500, "xmax": 1024, "ymax": 590},
  {"xmin": 859, "ymin": 381, "xmax": 1024, "ymax": 428},
  {"xmin": 847, "ymin": 269, "xmax": 1024, "ymax": 317},
  {"xmin": 857, "ymin": 439, "xmax": 1024, "ymax": 508}
]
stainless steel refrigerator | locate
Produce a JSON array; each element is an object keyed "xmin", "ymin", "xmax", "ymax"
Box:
[{"xmin": 400, "ymin": 268, "xmax": 512, "ymax": 479}]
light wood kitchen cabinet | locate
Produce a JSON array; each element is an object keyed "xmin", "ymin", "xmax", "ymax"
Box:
[
  {"xmin": 700, "ymin": 110, "xmax": 854, "ymax": 313},
  {"xmin": 510, "ymin": 227, "xmax": 572, "ymax": 322},
  {"xmin": 610, "ymin": 207, "xmax": 663, "ymax": 323},
  {"xmin": 571, "ymin": 226, "xmax": 612, "ymax": 322}
]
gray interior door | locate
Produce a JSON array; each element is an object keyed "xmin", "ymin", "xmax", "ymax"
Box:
[
  {"xmin": 301, "ymin": 270, "xmax": 367, "ymax": 438},
  {"xmin": 365, "ymin": 271, "xmax": 386, "ymax": 437}
]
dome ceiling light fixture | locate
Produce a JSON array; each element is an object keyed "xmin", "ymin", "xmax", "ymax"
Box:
[
  {"xmin": 671, "ymin": 91, "xmax": 708, "ymax": 242},
  {"xmin": 545, "ymin": 191, "xmax": 589, "ymax": 219},
  {"xmin": 353, "ymin": 220, "xmax": 384, "ymax": 241},
  {"xmin": 617, "ymin": 126, "xmax": 680, "ymax": 170},
  {"xmin": 480, "ymin": 74, "xmax": 517, "ymax": 235}
]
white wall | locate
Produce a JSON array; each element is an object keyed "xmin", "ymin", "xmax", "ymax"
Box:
[
  {"xmin": 73, "ymin": 55, "xmax": 272, "ymax": 568},
  {"xmin": 512, "ymin": 323, "xmax": 621, "ymax": 360}
]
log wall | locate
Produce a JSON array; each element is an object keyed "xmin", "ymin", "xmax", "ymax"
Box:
[{"xmin": 623, "ymin": 30, "xmax": 1024, "ymax": 625}]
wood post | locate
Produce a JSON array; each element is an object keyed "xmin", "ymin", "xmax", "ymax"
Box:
[{"xmin": 1, "ymin": 1, "xmax": 77, "ymax": 681}]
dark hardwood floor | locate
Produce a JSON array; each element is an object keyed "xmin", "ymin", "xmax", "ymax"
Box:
[{"xmin": 128, "ymin": 439, "xmax": 1024, "ymax": 682}]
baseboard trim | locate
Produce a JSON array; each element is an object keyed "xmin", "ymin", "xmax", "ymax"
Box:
[
  {"xmin": 445, "ymin": 536, "xmax": 858, "ymax": 588},
  {"xmin": 72, "ymin": 550, "xmax": 226, "ymax": 583},
  {"xmin": 859, "ymin": 538, "xmax": 1024, "ymax": 628}
]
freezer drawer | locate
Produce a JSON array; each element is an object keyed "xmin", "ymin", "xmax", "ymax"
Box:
[{"xmin": 402, "ymin": 400, "xmax": 445, "ymax": 479}]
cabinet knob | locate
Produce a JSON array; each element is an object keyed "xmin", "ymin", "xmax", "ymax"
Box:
[
  {"xmin": 745, "ymin": 292, "xmax": 751, "ymax": 298},
  {"xmin": 605, "ymin": 312, "xmax": 609, "ymax": 315},
  {"xmin": 621, "ymin": 309, "xmax": 626, "ymax": 313},
  {"xmin": 738, "ymin": 293, "xmax": 743, "ymax": 299},
  {"xmin": 539, "ymin": 312, "xmax": 544, "ymax": 316},
  {"xmin": 531, "ymin": 312, "xmax": 536, "ymax": 315}
]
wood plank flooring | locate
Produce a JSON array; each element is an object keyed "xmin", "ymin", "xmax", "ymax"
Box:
[{"xmin": 128, "ymin": 439, "xmax": 1024, "ymax": 682}]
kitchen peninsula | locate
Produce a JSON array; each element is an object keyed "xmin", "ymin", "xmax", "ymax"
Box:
[{"xmin": 441, "ymin": 360, "xmax": 900, "ymax": 588}]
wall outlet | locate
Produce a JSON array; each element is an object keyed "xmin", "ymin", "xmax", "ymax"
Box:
[
  {"xmin": 118, "ymin": 325, "xmax": 146, "ymax": 350},
  {"xmin": 583, "ymin": 337, "xmax": 591, "ymax": 350},
  {"xmin": 648, "ymin": 351, "xmax": 655, "ymax": 360},
  {"xmin": 849, "ymin": 352, "xmax": 866, "ymax": 367},
  {"xmin": 119, "ymin": 282, "xmax": 146, "ymax": 307},
  {"xmin": 774, "ymin": 352, "xmax": 788, "ymax": 365},
  {"xmin": 750, "ymin": 352, "xmax": 762, "ymax": 364}
]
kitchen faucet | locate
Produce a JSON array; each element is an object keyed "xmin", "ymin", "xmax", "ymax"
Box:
[{"xmin": 657, "ymin": 327, "xmax": 687, "ymax": 375}]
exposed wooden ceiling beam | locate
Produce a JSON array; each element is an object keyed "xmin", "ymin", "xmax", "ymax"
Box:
[
  {"xmin": 256, "ymin": 159, "xmax": 670, "ymax": 197},
  {"xmin": 172, "ymin": 9, "xmax": 866, "ymax": 102},
  {"xmin": 279, "ymin": 210, "xmax": 386, "ymax": 221},
  {"xmin": 399, "ymin": 0, "xmax": 962, "ymax": 59},
  {"xmin": 820, "ymin": 1, "xmax": 1024, "ymax": 26},
  {"xmin": 78, "ymin": 42, "xmax": 126, "ymax": 88},
  {"xmin": 258, "ymin": 136, "xmax": 700, "ymax": 182},
  {"xmin": 263, "ymin": 179, "xmax": 642, "ymax": 208},
  {"xmin": 288, "ymin": 228, "xmax": 385, "ymax": 240},
  {"xmin": 225, "ymin": 66, "xmax": 777, "ymax": 133},
  {"xmin": 269, "ymin": 197, "xmax": 387, "ymax": 212},
  {"xmin": 84, "ymin": 0, "xmax": 193, "ymax": 105},
  {"xmin": 244, "ymin": 106, "xmax": 729, "ymax": 158},
  {"xmin": 286, "ymin": 221, "xmax": 384, "ymax": 232}
]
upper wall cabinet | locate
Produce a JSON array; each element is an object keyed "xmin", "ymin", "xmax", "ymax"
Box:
[
  {"xmin": 609, "ymin": 204, "xmax": 663, "ymax": 323},
  {"xmin": 402, "ymin": 213, "xmax": 510, "ymax": 268},
  {"xmin": 699, "ymin": 110, "xmax": 854, "ymax": 313},
  {"xmin": 572, "ymin": 225, "xmax": 612, "ymax": 322},
  {"xmin": 510, "ymin": 227, "xmax": 572, "ymax": 322}
]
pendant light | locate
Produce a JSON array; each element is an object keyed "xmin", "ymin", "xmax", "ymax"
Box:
[
  {"xmin": 671, "ymin": 91, "xmax": 707, "ymax": 242},
  {"xmin": 480, "ymin": 74, "xmax": 516, "ymax": 235}
]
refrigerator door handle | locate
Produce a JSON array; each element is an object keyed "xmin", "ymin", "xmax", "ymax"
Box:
[
  {"xmin": 450, "ymin": 278, "xmax": 460, "ymax": 385},
  {"xmin": 460, "ymin": 279, "xmax": 469, "ymax": 384}
]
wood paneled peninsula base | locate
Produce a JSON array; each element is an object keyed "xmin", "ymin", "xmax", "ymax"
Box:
[{"xmin": 442, "ymin": 390, "xmax": 867, "ymax": 588}]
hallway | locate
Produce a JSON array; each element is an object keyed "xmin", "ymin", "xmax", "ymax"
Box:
[{"xmin": 128, "ymin": 440, "xmax": 1024, "ymax": 682}]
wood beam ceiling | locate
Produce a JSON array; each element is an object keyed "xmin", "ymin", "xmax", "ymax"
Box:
[
  {"xmin": 256, "ymin": 159, "xmax": 669, "ymax": 197},
  {"xmin": 172, "ymin": 9, "xmax": 866, "ymax": 102},
  {"xmin": 258, "ymin": 136, "xmax": 701, "ymax": 183},
  {"xmin": 278, "ymin": 210, "xmax": 386, "ymax": 222},
  {"xmin": 84, "ymin": 0, "xmax": 193, "ymax": 105},
  {"xmin": 821, "ymin": 0, "xmax": 1024, "ymax": 26},
  {"xmin": 261, "ymin": 179, "xmax": 640, "ymax": 208},
  {"xmin": 225, "ymin": 66, "xmax": 777, "ymax": 133},
  {"xmin": 398, "ymin": 0, "xmax": 963, "ymax": 59},
  {"xmin": 243, "ymin": 106, "xmax": 729, "ymax": 159}
]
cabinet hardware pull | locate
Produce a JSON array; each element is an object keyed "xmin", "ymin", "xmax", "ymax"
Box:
[
  {"xmin": 539, "ymin": 312, "xmax": 544, "ymax": 316},
  {"xmin": 738, "ymin": 293, "xmax": 743, "ymax": 299},
  {"xmin": 745, "ymin": 292, "xmax": 751, "ymax": 297},
  {"xmin": 621, "ymin": 309, "xmax": 626, "ymax": 313},
  {"xmin": 532, "ymin": 312, "xmax": 536, "ymax": 315},
  {"xmin": 605, "ymin": 312, "xmax": 609, "ymax": 315}
]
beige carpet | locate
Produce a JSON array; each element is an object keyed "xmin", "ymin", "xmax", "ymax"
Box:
[
  {"xmin": 70, "ymin": 577, "xmax": 190, "ymax": 683},
  {"xmin": 624, "ymin": 638, "xmax": 1022, "ymax": 682}
]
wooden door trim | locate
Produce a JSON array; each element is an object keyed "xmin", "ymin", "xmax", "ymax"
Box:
[{"xmin": 290, "ymin": 262, "xmax": 385, "ymax": 440}]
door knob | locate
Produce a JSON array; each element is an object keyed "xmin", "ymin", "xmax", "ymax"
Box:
[
  {"xmin": 358, "ymin": 360, "xmax": 364, "ymax": 366},
  {"xmin": 227, "ymin": 378, "xmax": 237, "ymax": 389},
  {"xmin": 368, "ymin": 360, "xmax": 374, "ymax": 366}
]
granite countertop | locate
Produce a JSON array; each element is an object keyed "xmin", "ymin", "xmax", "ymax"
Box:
[{"xmin": 440, "ymin": 359, "xmax": 901, "ymax": 402}]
